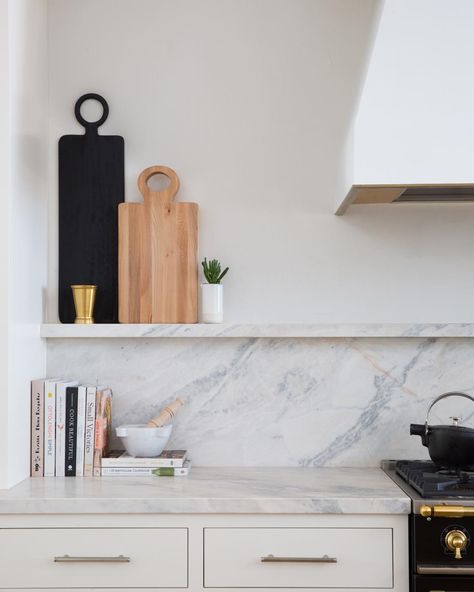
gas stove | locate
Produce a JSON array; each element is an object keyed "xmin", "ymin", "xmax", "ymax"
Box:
[
  {"xmin": 384, "ymin": 459, "xmax": 474, "ymax": 513},
  {"xmin": 396, "ymin": 459, "xmax": 474, "ymax": 498},
  {"xmin": 384, "ymin": 460, "xmax": 474, "ymax": 591}
]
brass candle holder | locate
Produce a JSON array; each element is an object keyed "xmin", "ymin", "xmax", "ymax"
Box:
[{"xmin": 71, "ymin": 285, "xmax": 97, "ymax": 324}]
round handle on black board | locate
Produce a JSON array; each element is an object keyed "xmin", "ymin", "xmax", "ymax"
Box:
[{"xmin": 74, "ymin": 93, "xmax": 109, "ymax": 131}]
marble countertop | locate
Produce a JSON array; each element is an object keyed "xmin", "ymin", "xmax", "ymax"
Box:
[
  {"xmin": 0, "ymin": 467, "xmax": 410, "ymax": 514},
  {"xmin": 40, "ymin": 322, "xmax": 474, "ymax": 338}
]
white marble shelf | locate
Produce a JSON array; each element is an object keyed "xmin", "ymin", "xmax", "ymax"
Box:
[
  {"xmin": 0, "ymin": 467, "xmax": 410, "ymax": 514},
  {"xmin": 40, "ymin": 322, "xmax": 474, "ymax": 338}
]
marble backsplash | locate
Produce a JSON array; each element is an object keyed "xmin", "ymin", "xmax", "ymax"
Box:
[{"xmin": 46, "ymin": 337, "xmax": 474, "ymax": 467}]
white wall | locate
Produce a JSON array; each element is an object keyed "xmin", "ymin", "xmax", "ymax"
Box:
[
  {"xmin": 47, "ymin": 0, "xmax": 474, "ymax": 324},
  {"xmin": 0, "ymin": 0, "xmax": 48, "ymax": 488},
  {"xmin": 355, "ymin": 0, "xmax": 474, "ymax": 184},
  {"xmin": 0, "ymin": 0, "xmax": 10, "ymax": 488}
]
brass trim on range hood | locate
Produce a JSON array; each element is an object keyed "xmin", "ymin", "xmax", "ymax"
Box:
[{"xmin": 335, "ymin": 183, "xmax": 474, "ymax": 215}]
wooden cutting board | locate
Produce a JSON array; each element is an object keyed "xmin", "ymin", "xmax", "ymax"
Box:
[
  {"xmin": 58, "ymin": 93, "xmax": 124, "ymax": 323},
  {"xmin": 118, "ymin": 165, "xmax": 198, "ymax": 323}
]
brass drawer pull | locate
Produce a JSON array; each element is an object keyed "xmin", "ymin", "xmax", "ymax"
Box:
[
  {"xmin": 261, "ymin": 554, "xmax": 337, "ymax": 563},
  {"xmin": 54, "ymin": 554, "xmax": 130, "ymax": 563}
]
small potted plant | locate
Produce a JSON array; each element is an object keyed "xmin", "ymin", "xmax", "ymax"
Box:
[{"xmin": 200, "ymin": 258, "xmax": 229, "ymax": 323}]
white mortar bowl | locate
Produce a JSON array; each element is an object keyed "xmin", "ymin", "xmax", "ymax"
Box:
[{"xmin": 116, "ymin": 424, "xmax": 173, "ymax": 457}]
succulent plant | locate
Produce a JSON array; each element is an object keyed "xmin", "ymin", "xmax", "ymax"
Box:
[{"xmin": 202, "ymin": 258, "xmax": 229, "ymax": 284}]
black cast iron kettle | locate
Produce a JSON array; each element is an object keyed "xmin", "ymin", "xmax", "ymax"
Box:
[{"xmin": 410, "ymin": 391, "xmax": 474, "ymax": 470}]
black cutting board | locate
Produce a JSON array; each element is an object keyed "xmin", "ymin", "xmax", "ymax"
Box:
[{"xmin": 58, "ymin": 93, "xmax": 124, "ymax": 323}]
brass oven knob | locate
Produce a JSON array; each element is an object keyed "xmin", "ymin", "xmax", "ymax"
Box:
[{"xmin": 445, "ymin": 529, "xmax": 468, "ymax": 560}]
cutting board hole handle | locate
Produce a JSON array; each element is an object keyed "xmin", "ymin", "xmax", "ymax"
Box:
[
  {"xmin": 74, "ymin": 93, "xmax": 109, "ymax": 132},
  {"xmin": 138, "ymin": 165, "xmax": 180, "ymax": 204},
  {"xmin": 147, "ymin": 173, "xmax": 171, "ymax": 192}
]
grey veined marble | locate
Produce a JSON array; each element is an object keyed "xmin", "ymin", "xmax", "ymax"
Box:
[
  {"xmin": 41, "ymin": 322, "xmax": 474, "ymax": 338},
  {"xmin": 46, "ymin": 337, "xmax": 474, "ymax": 467},
  {"xmin": 1, "ymin": 467, "xmax": 410, "ymax": 514}
]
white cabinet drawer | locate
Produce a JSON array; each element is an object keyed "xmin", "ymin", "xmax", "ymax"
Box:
[
  {"xmin": 0, "ymin": 527, "xmax": 188, "ymax": 589},
  {"xmin": 204, "ymin": 527, "xmax": 393, "ymax": 589}
]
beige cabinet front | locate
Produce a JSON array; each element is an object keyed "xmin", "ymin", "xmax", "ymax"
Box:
[
  {"xmin": 204, "ymin": 527, "xmax": 393, "ymax": 589},
  {"xmin": 0, "ymin": 527, "xmax": 188, "ymax": 589}
]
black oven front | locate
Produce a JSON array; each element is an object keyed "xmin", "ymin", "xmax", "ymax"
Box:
[
  {"xmin": 414, "ymin": 575, "xmax": 474, "ymax": 591},
  {"xmin": 413, "ymin": 514, "xmax": 474, "ymax": 591}
]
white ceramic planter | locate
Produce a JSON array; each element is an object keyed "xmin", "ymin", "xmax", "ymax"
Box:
[{"xmin": 200, "ymin": 283, "xmax": 224, "ymax": 323}]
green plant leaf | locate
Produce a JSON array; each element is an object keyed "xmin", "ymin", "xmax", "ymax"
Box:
[
  {"xmin": 201, "ymin": 257, "xmax": 229, "ymax": 284},
  {"xmin": 218, "ymin": 267, "xmax": 229, "ymax": 282}
]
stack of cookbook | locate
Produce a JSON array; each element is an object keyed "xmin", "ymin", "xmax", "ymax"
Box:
[
  {"xmin": 101, "ymin": 450, "xmax": 191, "ymax": 476},
  {"xmin": 30, "ymin": 378, "xmax": 112, "ymax": 477}
]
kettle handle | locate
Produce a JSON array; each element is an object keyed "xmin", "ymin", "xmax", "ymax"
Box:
[{"xmin": 425, "ymin": 392, "xmax": 474, "ymax": 433}]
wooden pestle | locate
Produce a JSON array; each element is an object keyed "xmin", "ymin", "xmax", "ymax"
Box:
[{"xmin": 146, "ymin": 397, "xmax": 183, "ymax": 427}]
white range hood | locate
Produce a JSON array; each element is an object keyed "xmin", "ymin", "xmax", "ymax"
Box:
[{"xmin": 335, "ymin": 0, "xmax": 474, "ymax": 215}]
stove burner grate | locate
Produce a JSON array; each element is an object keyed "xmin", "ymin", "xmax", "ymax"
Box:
[{"xmin": 396, "ymin": 460, "xmax": 474, "ymax": 498}]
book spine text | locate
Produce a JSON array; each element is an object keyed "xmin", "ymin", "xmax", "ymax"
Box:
[
  {"xmin": 93, "ymin": 387, "xmax": 112, "ymax": 476},
  {"xmin": 83, "ymin": 386, "xmax": 96, "ymax": 477},
  {"xmin": 75, "ymin": 386, "xmax": 87, "ymax": 476},
  {"xmin": 101, "ymin": 465, "xmax": 190, "ymax": 476},
  {"xmin": 30, "ymin": 379, "xmax": 45, "ymax": 477},
  {"xmin": 43, "ymin": 380, "xmax": 57, "ymax": 477},
  {"xmin": 101, "ymin": 457, "xmax": 186, "ymax": 468},
  {"xmin": 65, "ymin": 386, "xmax": 78, "ymax": 476}
]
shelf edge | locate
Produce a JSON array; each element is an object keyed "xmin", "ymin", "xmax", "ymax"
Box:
[{"xmin": 40, "ymin": 323, "xmax": 474, "ymax": 339}]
